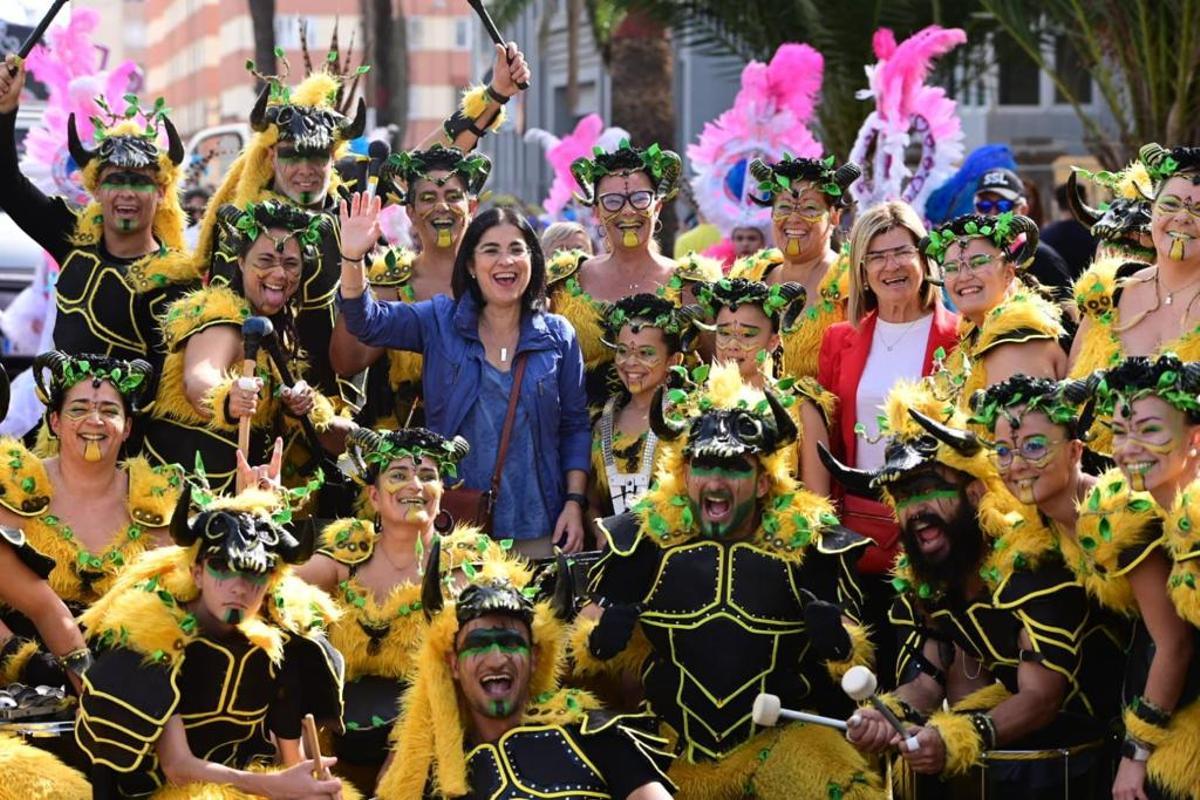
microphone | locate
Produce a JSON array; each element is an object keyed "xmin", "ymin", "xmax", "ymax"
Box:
[{"xmin": 365, "ymin": 140, "xmax": 391, "ymax": 201}]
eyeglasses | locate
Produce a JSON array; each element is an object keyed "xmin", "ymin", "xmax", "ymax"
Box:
[
  {"xmin": 864, "ymin": 245, "xmax": 919, "ymax": 269},
  {"xmin": 598, "ymin": 191, "xmax": 654, "ymax": 213},
  {"xmin": 1154, "ymin": 197, "xmax": 1200, "ymax": 219},
  {"xmin": 772, "ymin": 202, "xmax": 826, "ymax": 222},
  {"xmin": 941, "ymin": 253, "xmax": 1001, "ymax": 278},
  {"xmin": 975, "ymin": 198, "xmax": 1016, "ymax": 214},
  {"xmin": 614, "ymin": 345, "xmax": 666, "ymax": 366},
  {"xmin": 990, "ymin": 436, "xmax": 1067, "ymax": 468},
  {"xmin": 475, "ymin": 244, "xmax": 531, "ymax": 260}
]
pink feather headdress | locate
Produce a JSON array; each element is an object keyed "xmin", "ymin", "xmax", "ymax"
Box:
[
  {"xmin": 848, "ymin": 26, "xmax": 966, "ymax": 218},
  {"xmin": 687, "ymin": 43, "xmax": 824, "ymax": 236}
]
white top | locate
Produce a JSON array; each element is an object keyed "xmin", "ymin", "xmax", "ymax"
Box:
[{"xmin": 855, "ymin": 314, "xmax": 935, "ymax": 471}]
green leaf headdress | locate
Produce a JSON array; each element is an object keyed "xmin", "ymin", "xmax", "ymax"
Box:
[
  {"xmin": 382, "ymin": 145, "xmax": 493, "ymax": 200},
  {"xmin": 694, "ymin": 277, "xmax": 808, "ymax": 333},
  {"xmin": 569, "ymin": 139, "xmax": 682, "ymax": 206},
  {"xmin": 346, "ymin": 427, "xmax": 471, "ymax": 483},
  {"xmin": 1138, "ymin": 143, "xmax": 1200, "ymax": 186},
  {"xmin": 747, "ymin": 153, "xmax": 861, "ymax": 209},
  {"xmin": 599, "ymin": 293, "xmax": 702, "ymax": 354},
  {"xmin": 920, "ymin": 212, "xmax": 1039, "ymax": 269},
  {"xmin": 214, "ymin": 199, "xmax": 332, "ymax": 268},
  {"xmin": 968, "ymin": 374, "xmax": 1094, "ymax": 439},
  {"xmin": 1089, "ymin": 353, "xmax": 1200, "ymax": 424},
  {"xmin": 32, "ymin": 351, "xmax": 154, "ymax": 413}
]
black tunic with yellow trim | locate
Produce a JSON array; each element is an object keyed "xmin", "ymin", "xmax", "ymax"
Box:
[
  {"xmin": 208, "ymin": 188, "xmax": 358, "ymax": 408},
  {"xmin": 890, "ymin": 509, "xmax": 1126, "ymax": 723},
  {"xmin": 354, "ymin": 248, "xmax": 425, "ymax": 430},
  {"xmin": 455, "ymin": 706, "xmax": 675, "ymax": 800},
  {"xmin": 142, "ymin": 285, "xmax": 337, "ymax": 494},
  {"xmin": 586, "ymin": 488, "xmax": 869, "ymax": 763},
  {"xmin": 547, "ymin": 250, "xmax": 722, "ymax": 410},
  {"xmin": 75, "ymin": 548, "xmax": 345, "ymax": 798}
]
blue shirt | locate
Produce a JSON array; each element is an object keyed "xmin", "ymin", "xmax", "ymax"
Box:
[{"xmin": 337, "ymin": 290, "xmax": 591, "ymax": 530}]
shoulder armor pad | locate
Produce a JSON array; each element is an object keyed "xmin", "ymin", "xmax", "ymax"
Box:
[
  {"xmin": 596, "ymin": 511, "xmax": 641, "ymax": 555},
  {"xmin": 817, "ymin": 525, "xmax": 870, "ymax": 555},
  {"xmin": 126, "ymin": 458, "xmax": 183, "ymax": 529},
  {"xmin": 319, "ymin": 518, "xmax": 376, "ymax": 565},
  {"xmin": 368, "ymin": 248, "xmax": 416, "ymax": 288},
  {"xmin": 0, "ymin": 438, "xmax": 51, "ymax": 517},
  {"xmin": 546, "ymin": 249, "xmax": 588, "ymax": 286},
  {"xmin": 674, "ymin": 252, "xmax": 723, "ymax": 283},
  {"xmin": 161, "ymin": 285, "xmax": 250, "ymax": 351},
  {"xmin": 77, "ymin": 645, "xmax": 180, "ymax": 773}
]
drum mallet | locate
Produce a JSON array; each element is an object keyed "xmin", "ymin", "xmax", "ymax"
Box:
[
  {"xmin": 752, "ymin": 693, "xmax": 848, "ymax": 731},
  {"xmin": 236, "ymin": 316, "xmax": 273, "ymax": 490},
  {"xmin": 841, "ymin": 665, "xmax": 920, "ymax": 752}
]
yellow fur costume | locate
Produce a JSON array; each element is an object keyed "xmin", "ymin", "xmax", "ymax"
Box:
[{"xmin": 0, "ymin": 733, "xmax": 90, "ymax": 800}]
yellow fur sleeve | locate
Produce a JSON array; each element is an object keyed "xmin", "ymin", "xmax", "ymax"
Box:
[
  {"xmin": 127, "ymin": 458, "xmax": 184, "ymax": 529},
  {"xmin": 0, "ymin": 438, "xmax": 51, "ymax": 517},
  {"xmin": 1123, "ymin": 707, "xmax": 1170, "ymax": 749},
  {"xmin": 825, "ymin": 621, "xmax": 874, "ymax": 682},
  {"xmin": 926, "ymin": 710, "xmax": 984, "ymax": 776},
  {"xmin": 0, "ymin": 640, "xmax": 40, "ymax": 684},
  {"xmin": 567, "ymin": 616, "xmax": 652, "ymax": 680},
  {"xmin": 461, "ymin": 85, "xmax": 507, "ymax": 131}
]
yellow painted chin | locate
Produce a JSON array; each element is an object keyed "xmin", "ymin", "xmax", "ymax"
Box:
[
  {"xmin": 436, "ymin": 229, "xmax": 453, "ymax": 248},
  {"xmin": 1168, "ymin": 236, "xmax": 1189, "ymax": 260},
  {"xmin": 785, "ymin": 238, "xmax": 801, "ymax": 256},
  {"xmin": 1129, "ymin": 471, "xmax": 1147, "ymax": 491},
  {"xmin": 84, "ymin": 441, "xmax": 103, "ymax": 462},
  {"xmin": 621, "ymin": 230, "xmax": 640, "ymax": 248}
]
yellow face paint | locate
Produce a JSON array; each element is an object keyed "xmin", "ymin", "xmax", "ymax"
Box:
[
  {"xmin": 436, "ymin": 229, "xmax": 453, "ymax": 248},
  {"xmin": 1170, "ymin": 236, "xmax": 1187, "ymax": 260},
  {"xmin": 621, "ymin": 230, "xmax": 640, "ymax": 248},
  {"xmin": 785, "ymin": 238, "xmax": 801, "ymax": 256},
  {"xmin": 84, "ymin": 441, "xmax": 102, "ymax": 462}
]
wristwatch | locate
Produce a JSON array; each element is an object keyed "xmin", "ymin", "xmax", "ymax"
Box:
[
  {"xmin": 1121, "ymin": 737, "xmax": 1152, "ymax": 763},
  {"xmin": 565, "ymin": 492, "xmax": 589, "ymax": 512}
]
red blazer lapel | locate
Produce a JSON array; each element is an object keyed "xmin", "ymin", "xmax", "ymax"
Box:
[{"xmin": 840, "ymin": 312, "xmax": 877, "ymax": 465}]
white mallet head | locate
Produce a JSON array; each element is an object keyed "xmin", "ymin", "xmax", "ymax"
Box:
[
  {"xmin": 752, "ymin": 693, "xmax": 782, "ymax": 726},
  {"xmin": 841, "ymin": 665, "xmax": 878, "ymax": 702}
]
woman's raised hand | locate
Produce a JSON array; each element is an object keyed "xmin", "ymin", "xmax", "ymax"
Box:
[{"xmin": 338, "ymin": 191, "xmax": 383, "ymax": 262}]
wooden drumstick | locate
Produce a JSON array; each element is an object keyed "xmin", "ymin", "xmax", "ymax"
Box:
[
  {"xmin": 236, "ymin": 317, "xmax": 273, "ymax": 491},
  {"xmin": 301, "ymin": 713, "xmax": 330, "ymax": 781}
]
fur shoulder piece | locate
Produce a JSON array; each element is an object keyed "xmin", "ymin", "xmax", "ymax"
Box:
[
  {"xmin": 126, "ymin": 457, "xmax": 184, "ymax": 529},
  {"xmin": 1165, "ymin": 480, "xmax": 1200, "ymax": 627},
  {"xmin": 161, "ymin": 285, "xmax": 250, "ymax": 351},
  {"xmin": 546, "ymin": 248, "xmax": 589, "ymax": 286},
  {"xmin": 971, "ymin": 290, "xmax": 1064, "ymax": 357},
  {"xmin": 368, "ymin": 247, "xmax": 416, "ymax": 288},
  {"xmin": 126, "ymin": 247, "xmax": 203, "ymax": 294},
  {"xmin": 548, "ymin": 270, "xmax": 606, "ymax": 370},
  {"xmin": 320, "ymin": 518, "xmax": 376, "ymax": 566},
  {"xmin": 729, "ymin": 247, "xmax": 783, "ymax": 281},
  {"xmin": 979, "ymin": 504, "xmax": 1059, "ymax": 592},
  {"xmin": 0, "ymin": 437, "xmax": 52, "ymax": 517},
  {"xmin": 1068, "ymin": 470, "xmax": 1164, "ymax": 614},
  {"xmin": 522, "ymin": 687, "xmax": 602, "ymax": 728},
  {"xmin": 1072, "ymin": 255, "xmax": 1125, "ymax": 322}
]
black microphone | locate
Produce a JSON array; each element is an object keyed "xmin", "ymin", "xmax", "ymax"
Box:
[{"xmin": 365, "ymin": 140, "xmax": 391, "ymax": 201}]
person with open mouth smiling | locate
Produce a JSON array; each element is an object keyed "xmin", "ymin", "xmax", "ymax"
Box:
[
  {"xmin": 823, "ymin": 381, "xmax": 1125, "ymax": 796},
  {"xmin": 338, "ymin": 195, "xmax": 591, "ymax": 556},
  {"xmin": 376, "ymin": 550, "xmax": 674, "ymax": 800},
  {"xmin": 921, "ymin": 212, "xmax": 1067, "ymax": 405},
  {"xmin": 1069, "ymin": 146, "xmax": 1200, "ymax": 459},
  {"xmin": 972, "ymin": 371, "xmax": 1200, "ymax": 800},
  {"xmin": 729, "ymin": 153, "xmax": 861, "ymax": 380},
  {"xmin": 331, "ymin": 146, "xmax": 493, "ymax": 431},
  {"xmin": 296, "ymin": 426, "xmax": 524, "ymax": 794},
  {"xmin": 575, "ymin": 363, "xmax": 882, "ymax": 799},
  {"xmin": 144, "ymin": 200, "xmax": 352, "ymax": 494},
  {"xmin": 549, "ymin": 140, "xmax": 722, "ymax": 408}
]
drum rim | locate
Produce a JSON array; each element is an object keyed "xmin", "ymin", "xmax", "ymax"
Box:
[{"xmin": 981, "ymin": 739, "xmax": 1108, "ymax": 761}]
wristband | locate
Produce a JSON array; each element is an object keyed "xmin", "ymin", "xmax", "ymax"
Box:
[
  {"xmin": 340, "ymin": 252, "xmax": 365, "ymax": 263},
  {"xmin": 62, "ymin": 647, "xmax": 94, "ymax": 678},
  {"xmin": 1129, "ymin": 695, "xmax": 1171, "ymax": 728},
  {"xmin": 565, "ymin": 492, "xmax": 589, "ymax": 512},
  {"xmin": 1121, "ymin": 735, "xmax": 1153, "ymax": 762},
  {"xmin": 486, "ymin": 85, "xmax": 511, "ymax": 105},
  {"xmin": 968, "ymin": 712, "xmax": 997, "ymax": 751}
]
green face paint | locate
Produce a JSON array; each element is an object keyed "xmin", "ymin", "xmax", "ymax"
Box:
[
  {"xmin": 690, "ymin": 463, "xmax": 755, "ymax": 480},
  {"xmin": 118, "ymin": 219, "xmax": 133, "ymax": 232},
  {"xmin": 223, "ymin": 608, "xmax": 243, "ymax": 625},
  {"xmin": 692, "ymin": 495, "xmax": 756, "ymax": 539},
  {"xmin": 100, "ymin": 171, "xmax": 157, "ymax": 192},
  {"xmin": 457, "ymin": 628, "xmax": 530, "ymax": 660},
  {"xmin": 893, "ymin": 488, "xmax": 961, "ymax": 511},
  {"xmin": 204, "ymin": 559, "xmax": 269, "ymax": 587}
]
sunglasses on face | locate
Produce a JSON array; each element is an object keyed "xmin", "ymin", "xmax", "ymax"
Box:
[
  {"xmin": 974, "ymin": 198, "xmax": 1016, "ymax": 214},
  {"xmin": 598, "ymin": 191, "xmax": 654, "ymax": 213}
]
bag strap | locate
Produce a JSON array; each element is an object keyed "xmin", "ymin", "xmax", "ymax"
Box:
[{"xmin": 489, "ymin": 353, "xmax": 528, "ymax": 500}]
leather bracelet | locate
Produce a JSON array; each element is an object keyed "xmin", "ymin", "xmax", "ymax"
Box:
[
  {"xmin": 62, "ymin": 647, "xmax": 94, "ymax": 678},
  {"xmin": 340, "ymin": 252, "xmax": 365, "ymax": 263},
  {"xmin": 565, "ymin": 492, "xmax": 589, "ymax": 512},
  {"xmin": 486, "ymin": 85, "xmax": 511, "ymax": 105},
  {"xmin": 1130, "ymin": 695, "xmax": 1171, "ymax": 728},
  {"xmin": 1121, "ymin": 735, "xmax": 1153, "ymax": 762},
  {"xmin": 968, "ymin": 712, "xmax": 997, "ymax": 750}
]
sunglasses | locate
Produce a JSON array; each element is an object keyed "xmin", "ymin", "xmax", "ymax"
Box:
[
  {"xmin": 975, "ymin": 198, "xmax": 1016, "ymax": 214},
  {"xmin": 598, "ymin": 191, "xmax": 654, "ymax": 213}
]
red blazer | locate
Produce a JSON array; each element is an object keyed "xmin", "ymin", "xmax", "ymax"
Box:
[{"xmin": 817, "ymin": 301, "xmax": 960, "ymax": 574}]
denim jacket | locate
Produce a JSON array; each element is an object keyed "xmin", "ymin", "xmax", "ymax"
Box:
[{"xmin": 338, "ymin": 290, "xmax": 591, "ymax": 513}]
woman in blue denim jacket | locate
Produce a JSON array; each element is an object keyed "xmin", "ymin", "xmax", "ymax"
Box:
[{"xmin": 336, "ymin": 194, "xmax": 591, "ymax": 554}]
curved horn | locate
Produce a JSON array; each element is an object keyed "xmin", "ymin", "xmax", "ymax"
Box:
[
  {"xmin": 169, "ymin": 483, "xmax": 195, "ymax": 547},
  {"xmin": 249, "ymin": 84, "xmax": 271, "ymax": 132},
  {"xmin": 1181, "ymin": 362, "xmax": 1200, "ymax": 395},
  {"xmin": 67, "ymin": 114, "xmax": 95, "ymax": 169},
  {"xmin": 126, "ymin": 359, "xmax": 155, "ymax": 412},
  {"xmin": 31, "ymin": 351, "xmax": 69, "ymax": 406},
  {"xmin": 817, "ymin": 441, "xmax": 880, "ymax": 500},
  {"xmin": 649, "ymin": 386, "xmax": 687, "ymax": 441},
  {"xmin": 569, "ymin": 157, "xmax": 596, "ymax": 206},
  {"xmin": 340, "ymin": 97, "xmax": 367, "ymax": 141},
  {"xmin": 1007, "ymin": 214, "xmax": 1040, "ymax": 268},
  {"xmin": 1065, "ymin": 171, "xmax": 1102, "ymax": 228},
  {"xmin": 162, "ymin": 116, "xmax": 185, "ymax": 165},
  {"xmin": 765, "ymin": 388, "xmax": 798, "ymax": 447},
  {"xmin": 908, "ymin": 408, "xmax": 982, "ymax": 456},
  {"xmin": 421, "ymin": 535, "xmax": 444, "ymax": 620},
  {"xmin": 675, "ymin": 304, "xmax": 710, "ymax": 352},
  {"xmin": 833, "ymin": 162, "xmax": 864, "ymax": 191},
  {"xmin": 466, "ymin": 153, "xmax": 493, "ymax": 196},
  {"xmin": 1139, "ymin": 143, "xmax": 1170, "ymax": 174},
  {"xmin": 775, "ymin": 282, "xmax": 808, "ymax": 332},
  {"xmin": 655, "ymin": 149, "xmax": 683, "ymax": 200},
  {"xmin": 446, "ymin": 435, "xmax": 471, "ymax": 463},
  {"xmin": 748, "ymin": 158, "xmax": 774, "ymax": 185},
  {"xmin": 549, "ymin": 552, "xmax": 576, "ymax": 623},
  {"xmin": 279, "ymin": 518, "xmax": 318, "ymax": 565}
]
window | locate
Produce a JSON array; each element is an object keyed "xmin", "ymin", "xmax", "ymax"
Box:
[
  {"xmin": 1054, "ymin": 36, "xmax": 1092, "ymax": 104},
  {"xmin": 454, "ymin": 18, "xmax": 469, "ymax": 50},
  {"xmin": 274, "ymin": 16, "xmax": 315, "ymax": 51},
  {"xmin": 995, "ymin": 32, "xmax": 1040, "ymax": 106},
  {"xmin": 408, "ymin": 18, "xmax": 424, "ymax": 49}
]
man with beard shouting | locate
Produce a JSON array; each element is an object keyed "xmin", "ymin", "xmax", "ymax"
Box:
[{"xmin": 821, "ymin": 381, "xmax": 1126, "ymax": 797}]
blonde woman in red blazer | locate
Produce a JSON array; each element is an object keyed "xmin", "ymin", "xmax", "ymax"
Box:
[{"xmin": 817, "ymin": 201, "xmax": 959, "ymax": 685}]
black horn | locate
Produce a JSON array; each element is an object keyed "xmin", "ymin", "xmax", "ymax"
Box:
[
  {"xmin": 1065, "ymin": 171, "xmax": 1102, "ymax": 228},
  {"xmin": 341, "ymin": 97, "xmax": 367, "ymax": 141},
  {"xmin": 31, "ymin": 351, "xmax": 69, "ymax": 406},
  {"xmin": 67, "ymin": 113, "xmax": 96, "ymax": 169},
  {"xmin": 421, "ymin": 535, "xmax": 444, "ymax": 620},
  {"xmin": 833, "ymin": 162, "xmax": 864, "ymax": 191},
  {"xmin": 765, "ymin": 388, "xmax": 798, "ymax": 446},
  {"xmin": 649, "ymin": 386, "xmax": 687, "ymax": 441},
  {"xmin": 279, "ymin": 518, "xmax": 318, "ymax": 565},
  {"xmin": 908, "ymin": 408, "xmax": 982, "ymax": 456},
  {"xmin": 549, "ymin": 552, "xmax": 576, "ymax": 623},
  {"xmin": 169, "ymin": 483, "xmax": 195, "ymax": 547},
  {"xmin": 1007, "ymin": 214, "xmax": 1040, "ymax": 268},
  {"xmin": 817, "ymin": 441, "xmax": 880, "ymax": 500},
  {"xmin": 162, "ymin": 116, "xmax": 185, "ymax": 165},
  {"xmin": 249, "ymin": 84, "xmax": 271, "ymax": 132},
  {"xmin": 776, "ymin": 282, "xmax": 808, "ymax": 332},
  {"xmin": 570, "ymin": 158, "xmax": 596, "ymax": 206}
]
